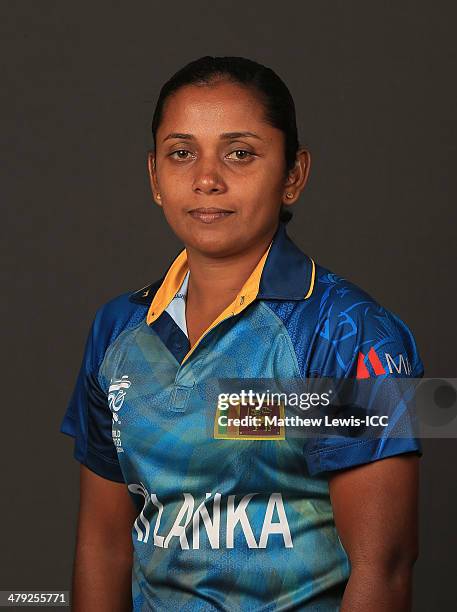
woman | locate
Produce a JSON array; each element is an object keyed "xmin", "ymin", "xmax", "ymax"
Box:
[{"xmin": 60, "ymin": 56, "xmax": 424, "ymax": 611}]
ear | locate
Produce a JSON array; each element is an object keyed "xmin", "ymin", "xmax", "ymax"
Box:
[
  {"xmin": 282, "ymin": 148, "xmax": 312, "ymax": 205},
  {"xmin": 147, "ymin": 150, "xmax": 162, "ymax": 207}
]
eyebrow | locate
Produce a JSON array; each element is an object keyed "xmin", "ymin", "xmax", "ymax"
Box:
[{"xmin": 162, "ymin": 131, "xmax": 263, "ymax": 143}]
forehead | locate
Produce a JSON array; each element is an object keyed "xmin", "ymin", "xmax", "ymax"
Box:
[{"xmin": 158, "ymin": 81, "xmax": 276, "ymax": 137}]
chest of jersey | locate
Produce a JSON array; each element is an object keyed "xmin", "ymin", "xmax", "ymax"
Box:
[
  {"xmin": 100, "ymin": 301, "xmax": 312, "ymax": 486},
  {"xmin": 98, "ymin": 301, "xmax": 350, "ymax": 610}
]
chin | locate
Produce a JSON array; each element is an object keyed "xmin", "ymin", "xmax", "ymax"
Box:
[{"xmin": 184, "ymin": 225, "xmax": 244, "ymax": 258}]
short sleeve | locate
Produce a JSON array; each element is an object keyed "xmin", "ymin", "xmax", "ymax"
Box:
[
  {"xmin": 304, "ymin": 304, "xmax": 424, "ymax": 476},
  {"xmin": 59, "ymin": 308, "xmax": 125, "ymax": 483}
]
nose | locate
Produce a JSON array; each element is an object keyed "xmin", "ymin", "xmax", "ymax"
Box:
[{"xmin": 192, "ymin": 157, "xmax": 227, "ymax": 195}]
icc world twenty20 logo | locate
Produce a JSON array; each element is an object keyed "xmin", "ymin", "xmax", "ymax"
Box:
[{"xmin": 108, "ymin": 375, "xmax": 132, "ymax": 423}]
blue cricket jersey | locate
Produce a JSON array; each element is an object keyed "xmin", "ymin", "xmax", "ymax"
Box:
[{"xmin": 60, "ymin": 220, "xmax": 424, "ymax": 611}]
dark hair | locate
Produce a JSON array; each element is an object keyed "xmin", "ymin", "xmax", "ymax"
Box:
[{"xmin": 151, "ymin": 56, "xmax": 300, "ymax": 224}]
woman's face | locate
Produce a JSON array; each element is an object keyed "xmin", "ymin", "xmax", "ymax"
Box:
[{"xmin": 149, "ymin": 80, "xmax": 304, "ymax": 257}]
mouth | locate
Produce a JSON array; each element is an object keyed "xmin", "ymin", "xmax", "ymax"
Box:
[{"xmin": 188, "ymin": 207, "xmax": 234, "ymax": 224}]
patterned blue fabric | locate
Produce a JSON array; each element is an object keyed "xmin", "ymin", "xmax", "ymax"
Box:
[{"xmin": 60, "ymin": 221, "xmax": 423, "ymax": 610}]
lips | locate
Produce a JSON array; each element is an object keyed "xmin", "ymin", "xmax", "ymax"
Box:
[{"xmin": 188, "ymin": 207, "xmax": 234, "ymax": 224}]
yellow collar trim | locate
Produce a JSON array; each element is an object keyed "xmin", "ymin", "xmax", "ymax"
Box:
[
  {"xmin": 180, "ymin": 242, "xmax": 273, "ymax": 364},
  {"xmin": 146, "ymin": 241, "xmax": 273, "ymax": 364},
  {"xmin": 146, "ymin": 249, "xmax": 188, "ymax": 326},
  {"xmin": 304, "ymin": 258, "xmax": 315, "ymax": 299}
]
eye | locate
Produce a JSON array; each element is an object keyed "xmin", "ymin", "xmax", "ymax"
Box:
[
  {"xmin": 226, "ymin": 149, "xmax": 255, "ymax": 161},
  {"xmin": 169, "ymin": 149, "xmax": 194, "ymax": 160}
]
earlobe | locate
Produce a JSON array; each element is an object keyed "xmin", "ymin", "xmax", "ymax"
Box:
[
  {"xmin": 282, "ymin": 149, "xmax": 312, "ymax": 204},
  {"xmin": 155, "ymin": 193, "xmax": 162, "ymax": 208}
]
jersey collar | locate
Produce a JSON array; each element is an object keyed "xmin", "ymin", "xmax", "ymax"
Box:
[
  {"xmin": 129, "ymin": 221, "xmax": 315, "ymax": 324},
  {"xmin": 257, "ymin": 220, "xmax": 315, "ymax": 300}
]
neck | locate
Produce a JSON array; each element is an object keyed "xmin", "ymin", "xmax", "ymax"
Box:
[{"xmin": 185, "ymin": 227, "xmax": 277, "ymax": 308}]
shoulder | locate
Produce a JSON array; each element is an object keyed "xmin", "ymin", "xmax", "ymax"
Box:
[
  {"xmin": 313, "ymin": 262, "xmax": 424, "ymax": 377},
  {"xmin": 311, "ymin": 262, "xmax": 389, "ymax": 337},
  {"xmin": 88, "ymin": 276, "xmax": 164, "ymax": 372},
  {"xmin": 314, "ymin": 262, "xmax": 418, "ymax": 344},
  {"xmin": 272, "ymin": 261, "xmax": 424, "ymax": 378}
]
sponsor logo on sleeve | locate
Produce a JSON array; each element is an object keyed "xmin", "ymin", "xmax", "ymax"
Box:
[{"xmin": 356, "ymin": 349, "xmax": 412, "ymax": 378}]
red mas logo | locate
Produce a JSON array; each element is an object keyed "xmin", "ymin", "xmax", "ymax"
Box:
[{"xmin": 356, "ymin": 348, "xmax": 412, "ymax": 378}]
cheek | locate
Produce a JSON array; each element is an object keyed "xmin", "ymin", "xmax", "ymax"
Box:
[
  {"xmin": 231, "ymin": 158, "xmax": 283, "ymax": 185},
  {"xmin": 236, "ymin": 167, "xmax": 284, "ymax": 206},
  {"xmin": 159, "ymin": 171, "xmax": 184, "ymax": 195}
]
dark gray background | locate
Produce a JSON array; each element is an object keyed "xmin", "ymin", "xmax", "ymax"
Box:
[{"xmin": 1, "ymin": 1, "xmax": 456, "ymax": 609}]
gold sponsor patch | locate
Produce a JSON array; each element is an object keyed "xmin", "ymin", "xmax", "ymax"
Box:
[{"xmin": 214, "ymin": 399, "xmax": 285, "ymax": 440}]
